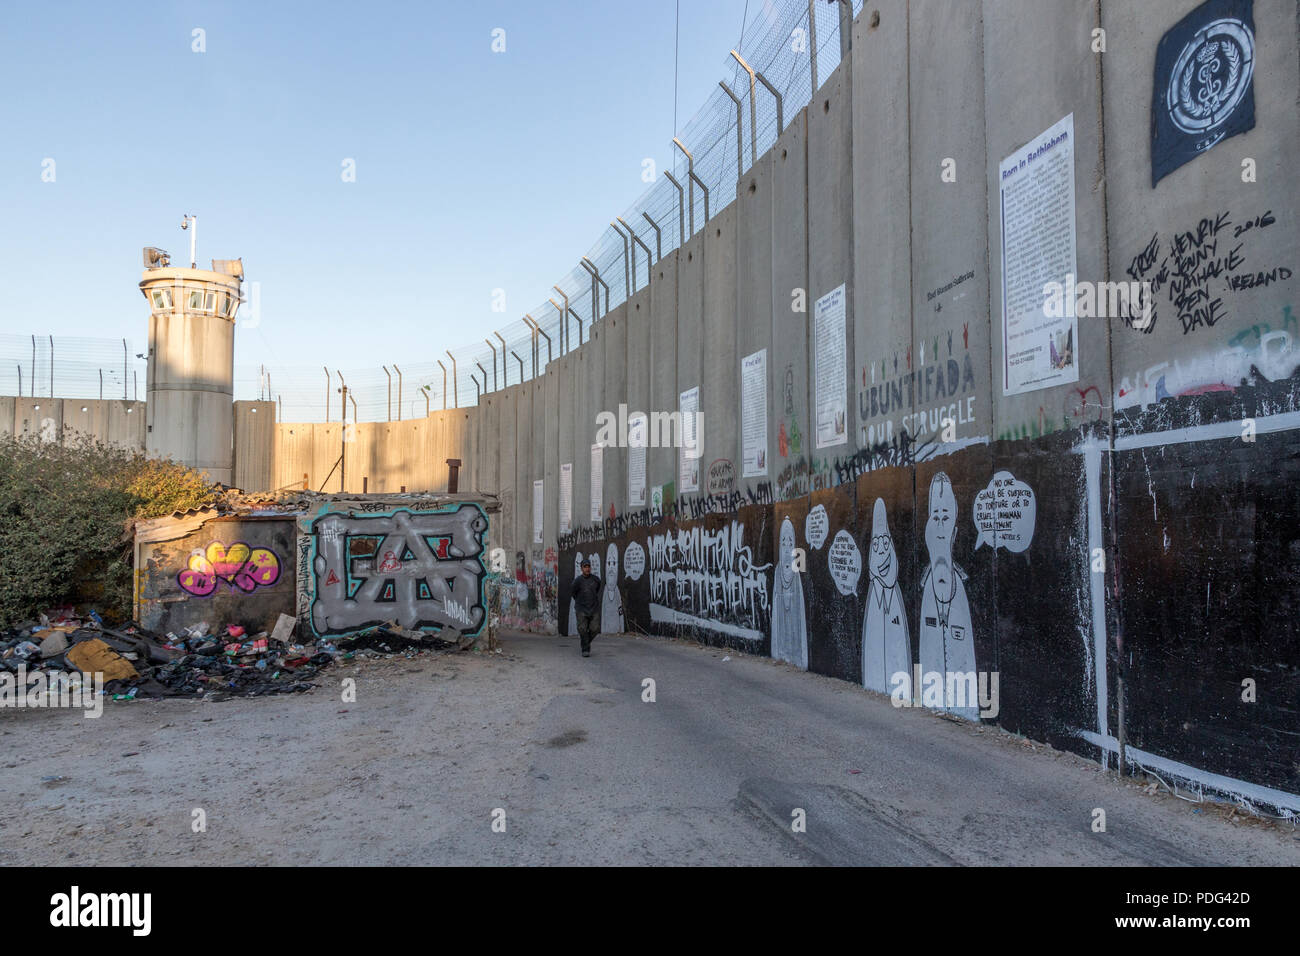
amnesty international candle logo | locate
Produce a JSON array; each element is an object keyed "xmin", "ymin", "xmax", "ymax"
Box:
[{"xmin": 1152, "ymin": 0, "xmax": 1256, "ymax": 186}]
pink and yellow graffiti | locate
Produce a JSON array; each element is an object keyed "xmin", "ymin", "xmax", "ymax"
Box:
[{"xmin": 177, "ymin": 542, "xmax": 282, "ymax": 597}]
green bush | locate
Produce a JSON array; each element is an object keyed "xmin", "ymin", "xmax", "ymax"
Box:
[{"xmin": 0, "ymin": 433, "xmax": 217, "ymax": 626}]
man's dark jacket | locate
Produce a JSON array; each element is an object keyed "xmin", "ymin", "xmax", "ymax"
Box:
[{"xmin": 572, "ymin": 573, "xmax": 603, "ymax": 614}]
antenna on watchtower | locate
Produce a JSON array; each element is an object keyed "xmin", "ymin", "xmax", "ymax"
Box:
[{"xmin": 181, "ymin": 214, "xmax": 197, "ymax": 267}]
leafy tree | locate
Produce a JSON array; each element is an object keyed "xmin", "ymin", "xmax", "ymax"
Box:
[{"xmin": 0, "ymin": 434, "xmax": 217, "ymax": 626}]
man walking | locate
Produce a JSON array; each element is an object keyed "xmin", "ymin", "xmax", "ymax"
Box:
[{"xmin": 571, "ymin": 558, "xmax": 602, "ymax": 657}]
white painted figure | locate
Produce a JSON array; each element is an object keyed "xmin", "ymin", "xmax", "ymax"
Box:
[
  {"xmin": 601, "ymin": 542, "xmax": 623, "ymax": 634},
  {"xmin": 919, "ymin": 472, "xmax": 978, "ymax": 720},
  {"xmin": 568, "ymin": 551, "xmax": 583, "ymax": 636},
  {"xmin": 862, "ymin": 497, "xmax": 909, "ymax": 694},
  {"xmin": 770, "ymin": 517, "xmax": 808, "ymax": 669}
]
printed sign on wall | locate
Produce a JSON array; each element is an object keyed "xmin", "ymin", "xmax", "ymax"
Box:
[
  {"xmin": 628, "ymin": 413, "xmax": 648, "ymax": 507},
  {"xmin": 532, "ymin": 479, "xmax": 544, "ymax": 544},
  {"xmin": 814, "ymin": 285, "xmax": 848, "ymax": 449},
  {"xmin": 590, "ymin": 444, "xmax": 603, "ymax": 523},
  {"xmin": 559, "ymin": 462, "xmax": 572, "ymax": 534},
  {"xmin": 741, "ymin": 349, "xmax": 767, "ymax": 477},
  {"xmin": 999, "ymin": 113, "xmax": 1078, "ymax": 396},
  {"xmin": 679, "ymin": 386, "xmax": 701, "ymax": 493}
]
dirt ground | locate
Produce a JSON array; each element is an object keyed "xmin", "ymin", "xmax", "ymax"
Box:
[{"xmin": 2, "ymin": 631, "xmax": 1295, "ymax": 866}]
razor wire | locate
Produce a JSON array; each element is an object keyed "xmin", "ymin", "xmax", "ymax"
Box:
[{"xmin": 0, "ymin": 334, "xmax": 147, "ymax": 403}]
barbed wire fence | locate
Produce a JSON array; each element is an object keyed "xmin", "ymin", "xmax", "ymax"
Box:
[
  {"xmin": 7, "ymin": 0, "xmax": 861, "ymax": 425},
  {"xmin": 0, "ymin": 334, "xmax": 147, "ymax": 403}
]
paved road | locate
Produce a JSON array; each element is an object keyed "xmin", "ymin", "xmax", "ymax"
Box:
[
  {"xmin": 418, "ymin": 631, "xmax": 1298, "ymax": 866},
  {"xmin": 6, "ymin": 630, "xmax": 1295, "ymax": 866}
]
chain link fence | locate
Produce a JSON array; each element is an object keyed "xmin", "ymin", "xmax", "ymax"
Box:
[{"xmin": 10, "ymin": 0, "xmax": 861, "ymax": 424}]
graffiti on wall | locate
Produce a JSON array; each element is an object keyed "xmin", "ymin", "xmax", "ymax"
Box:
[
  {"xmin": 858, "ymin": 325, "xmax": 980, "ymax": 449},
  {"xmin": 862, "ymin": 499, "xmax": 908, "ymax": 694},
  {"xmin": 647, "ymin": 520, "xmax": 771, "ymax": 641},
  {"xmin": 177, "ymin": 542, "xmax": 282, "ymax": 597},
  {"xmin": 1121, "ymin": 209, "xmax": 1291, "ymax": 336},
  {"xmin": 918, "ymin": 472, "xmax": 979, "ymax": 720},
  {"xmin": 308, "ymin": 505, "xmax": 487, "ymax": 637},
  {"xmin": 1115, "ymin": 304, "xmax": 1298, "ymax": 412},
  {"xmin": 601, "ymin": 542, "xmax": 624, "ymax": 634},
  {"xmin": 771, "ymin": 517, "xmax": 808, "ymax": 668}
]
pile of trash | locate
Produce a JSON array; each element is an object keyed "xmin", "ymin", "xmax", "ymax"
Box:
[{"xmin": 1, "ymin": 608, "xmax": 466, "ymax": 703}]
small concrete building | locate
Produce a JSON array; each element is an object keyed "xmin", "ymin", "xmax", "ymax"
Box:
[{"xmin": 134, "ymin": 492, "xmax": 500, "ymax": 642}]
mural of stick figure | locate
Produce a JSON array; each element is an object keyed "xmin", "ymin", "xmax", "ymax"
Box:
[
  {"xmin": 770, "ymin": 517, "xmax": 808, "ymax": 669},
  {"xmin": 568, "ymin": 551, "xmax": 584, "ymax": 636},
  {"xmin": 601, "ymin": 542, "xmax": 623, "ymax": 634},
  {"xmin": 920, "ymin": 472, "xmax": 978, "ymax": 720},
  {"xmin": 862, "ymin": 498, "xmax": 909, "ymax": 694}
]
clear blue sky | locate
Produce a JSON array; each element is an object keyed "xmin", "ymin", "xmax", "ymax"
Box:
[{"xmin": 0, "ymin": 0, "xmax": 756, "ymax": 378}]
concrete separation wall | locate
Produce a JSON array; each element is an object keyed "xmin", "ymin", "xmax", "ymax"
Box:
[{"xmin": 124, "ymin": 1, "xmax": 1300, "ymax": 811}]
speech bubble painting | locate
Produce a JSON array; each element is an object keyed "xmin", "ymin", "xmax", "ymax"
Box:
[
  {"xmin": 828, "ymin": 530, "xmax": 862, "ymax": 596},
  {"xmin": 624, "ymin": 542, "xmax": 646, "ymax": 580},
  {"xmin": 806, "ymin": 505, "xmax": 830, "ymax": 550},
  {"xmin": 973, "ymin": 471, "xmax": 1036, "ymax": 552}
]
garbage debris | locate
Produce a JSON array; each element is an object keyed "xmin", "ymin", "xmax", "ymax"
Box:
[
  {"xmin": 1, "ymin": 610, "xmax": 474, "ymax": 705},
  {"xmin": 65, "ymin": 639, "xmax": 139, "ymax": 683}
]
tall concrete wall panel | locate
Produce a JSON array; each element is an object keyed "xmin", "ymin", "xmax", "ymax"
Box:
[
  {"xmin": 515, "ymin": 380, "xmax": 533, "ymax": 557},
  {"xmin": 1097, "ymin": 0, "xmax": 1300, "ymax": 795},
  {"xmin": 497, "ymin": 386, "xmax": 518, "ymax": 555},
  {"xmin": 601, "ymin": 304, "xmax": 628, "ymax": 515},
  {"xmin": 14, "ymin": 397, "xmax": 63, "ymax": 442},
  {"xmin": 852, "ymin": 2, "xmax": 914, "ymax": 459},
  {"xmin": 625, "ymin": 287, "xmax": 652, "ymax": 512},
  {"xmin": 771, "ymin": 112, "xmax": 811, "ymax": 501},
  {"xmin": 676, "ymin": 233, "xmax": 705, "ymax": 502},
  {"xmin": 702, "ymin": 204, "xmax": 739, "ymax": 500},
  {"xmin": 985, "ymin": 0, "xmax": 1110, "ymax": 441},
  {"xmin": 275, "ymin": 423, "xmax": 311, "ymax": 491},
  {"xmin": 311, "ymin": 423, "xmax": 342, "ymax": 493},
  {"xmin": 572, "ymin": 345, "xmax": 591, "ymax": 537},
  {"xmin": 233, "ymin": 401, "xmax": 275, "ymax": 492},
  {"xmin": 556, "ymin": 349, "xmax": 577, "ymax": 535},
  {"xmin": 585, "ymin": 315, "xmax": 608, "ymax": 524},
  {"xmin": 736, "ymin": 152, "xmax": 775, "ymax": 502},
  {"xmin": 543, "ymin": 362, "xmax": 559, "ymax": 550},
  {"xmin": 647, "ymin": 250, "xmax": 679, "ymax": 504},
  {"xmin": 806, "ymin": 56, "xmax": 857, "ymax": 476},
  {"xmin": 59, "ymin": 399, "xmax": 147, "ymax": 450}
]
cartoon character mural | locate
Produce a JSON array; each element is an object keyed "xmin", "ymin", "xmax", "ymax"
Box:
[
  {"xmin": 861, "ymin": 498, "xmax": 909, "ymax": 694},
  {"xmin": 919, "ymin": 472, "xmax": 978, "ymax": 720},
  {"xmin": 770, "ymin": 517, "xmax": 808, "ymax": 669},
  {"xmin": 568, "ymin": 551, "xmax": 584, "ymax": 636},
  {"xmin": 601, "ymin": 542, "xmax": 623, "ymax": 634}
]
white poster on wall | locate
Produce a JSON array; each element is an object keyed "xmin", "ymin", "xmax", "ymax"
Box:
[
  {"xmin": 559, "ymin": 462, "xmax": 572, "ymax": 534},
  {"xmin": 741, "ymin": 349, "xmax": 767, "ymax": 477},
  {"xmin": 628, "ymin": 412, "xmax": 647, "ymax": 507},
  {"xmin": 999, "ymin": 112, "xmax": 1078, "ymax": 396},
  {"xmin": 590, "ymin": 444, "xmax": 603, "ymax": 523},
  {"xmin": 532, "ymin": 479, "xmax": 544, "ymax": 544},
  {"xmin": 814, "ymin": 284, "xmax": 848, "ymax": 449},
  {"xmin": 679, "ymin": 386, "xmax": 701, "ymax": 493}
]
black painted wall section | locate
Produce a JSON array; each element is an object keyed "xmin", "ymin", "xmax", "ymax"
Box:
[
  {"xmin": 555, "ymin": 388, "xmax": 1300, "ymax": 802},
  {"xmin": 1114, "ymin": 376, "xmax": 1300, "ymax": 796}
]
